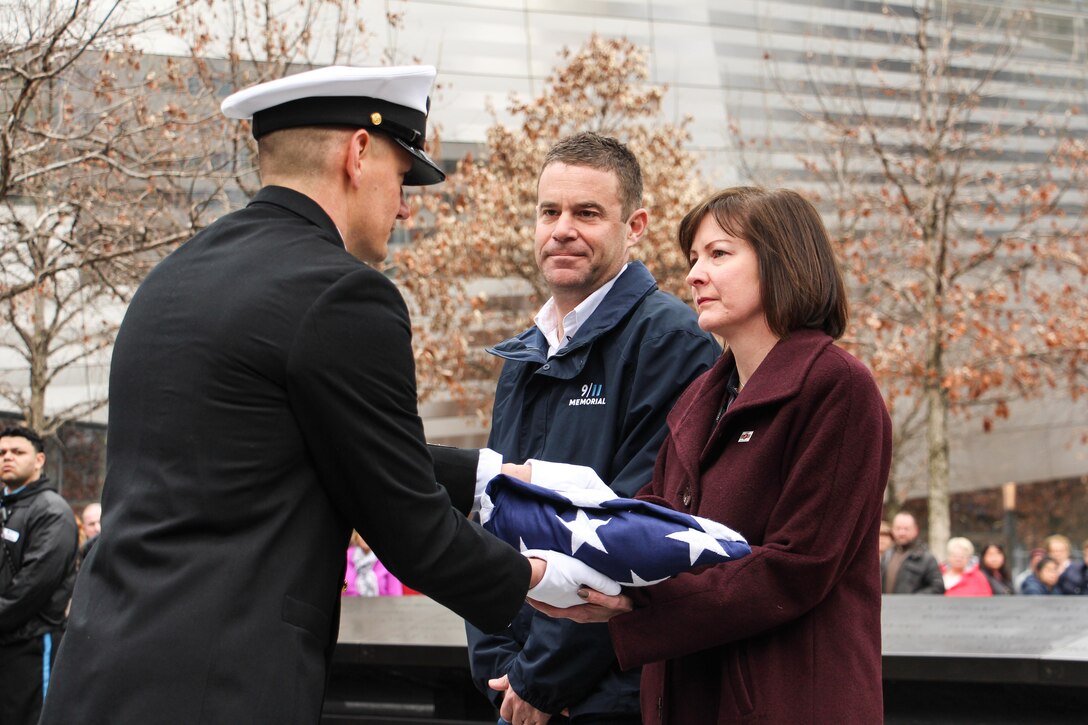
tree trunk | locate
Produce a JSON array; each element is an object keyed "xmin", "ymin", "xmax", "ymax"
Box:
[
  {"xmin": 923, "ymin": 215, "xmax": 951, "ymax": 556},
  {"xmin": 925, "ymin": 377, "xmax": 951, "ymax": 556},
  {"xmin": 921, "ymin": 157, "xmax": 952, "ymax": 555}
]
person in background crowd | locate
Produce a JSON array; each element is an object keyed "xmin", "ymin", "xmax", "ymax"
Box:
[
  {"xmin": 941, "ymin": 537, "xmax": 991, "ymax": 597},
  {"xmin": 1014, "ymin": 547, "xmax": 1046, "ymax": 593},
  {"xmin": 80, "ymin": 502, "xmax": 102, "ymax": 541},
  {"xmin": 879, "ymin": 520, "xmax": 893, "ymax": 557},
  {"xmin": 79, "ymin": 502, "xmax": 102, "ymax": 560},
  {"xmin": 0, "ymin": 426, "xmax": 79, "ymax": 725},
  {"xmin": 1021, "ymin": 556, "xmax": 1061, "ymax": 595},
  {"xmin": 1044, "ymin": 534, "xmax": 1073, "ymax": 577},
  {"xmin": 882, "ymin": 511, "xmax": 945, "ymax": 594},
  {"xmin": 344, "ymin": 531, "xmax": 379, "ymax": 597},
  {"xmin": 540, "ymin": 186, "xmax": 892, "ymax": 723},
  {"xmin": 1057, "ymin": 538, "xmax": 1088, "ymax": 595},
  {"xmin": 344, "ymin": 532, "xmax": 403, "ymax": 598},
  {"xmin": 978, "ymin": 543, "xmax": 1014, "ymax": 595}
]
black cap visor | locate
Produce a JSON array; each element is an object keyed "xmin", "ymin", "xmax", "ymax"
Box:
[{"xmin": 394, "ymin": 137, "xmax": 445, "ymax": 186}]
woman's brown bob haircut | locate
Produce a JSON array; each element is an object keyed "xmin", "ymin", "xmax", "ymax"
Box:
[{"xmin": 678, "ymin": 187, "xmax": 848, "ymax": 340}]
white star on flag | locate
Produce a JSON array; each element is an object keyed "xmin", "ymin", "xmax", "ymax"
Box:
[
  {"xmin": 559, "ymin": 510, "xmax": 611, "ymax": 554},
  {"xmin": 667, "ymin": 527, "xmax": 728, "ymax": 565},
  {"xmin": 617, "ymin": 570, "xmax": 668, "ymax": 587},
  {"xmin": 483, "ymin": 474, "xmax": 752, "ymax": 586}
]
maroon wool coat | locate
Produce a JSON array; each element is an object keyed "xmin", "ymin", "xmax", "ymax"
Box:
[{"xmin": 608, "ymin": 329, "xmax": 891, "ymax": 724}]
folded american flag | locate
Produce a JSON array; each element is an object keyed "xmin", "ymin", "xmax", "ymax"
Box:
[{"xmin": 482, "ymin": 475, "xmax": 751, "ymax": 587}]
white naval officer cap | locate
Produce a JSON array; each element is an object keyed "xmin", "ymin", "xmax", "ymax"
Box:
[{"xmin": 220, "ymin": 65, "xmax": 445, "ymax": 186}]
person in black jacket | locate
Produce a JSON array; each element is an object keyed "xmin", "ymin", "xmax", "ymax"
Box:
[
  {"xmin": 467, "ymin": 133, "xmax": 721, "ymax": 724},
  {"xmin": 37, "ymin": 66, "xmax": 618, "ymax": 725},
  {"xmin": 1058, "ymin": 539, "xmax": 1088, "ymax": 595},
  {"xmin": 0, "ymin": 425, "xmax": 78, "ymax": 725},
  {"xmin": 881, "ymin": 512, "xmax": 945, "ymax": 594}
]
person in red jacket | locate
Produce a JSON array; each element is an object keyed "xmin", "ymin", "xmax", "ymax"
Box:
[
  {"xmin": 941, "ymin": 537, "xmax": 993, "ymax": 597},
  {"xmin": 537, "ymin": 187, "xmax": 891, "ymax": 724}
]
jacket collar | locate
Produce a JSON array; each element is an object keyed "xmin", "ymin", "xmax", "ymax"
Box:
[
  {"xmin": 666, "ymin": 328, "xmax": 834, "ymax": 470},
  {"xmin": 247, "ymin": 186, "xmax": 343, "ymax": 249},
  {"xmin": 488, "ymin": 261, "xmax": 658, "ymax": 364},
  {"xmin": 896, "ymin": 540, "xmax": 930, "ymax": 559},
  {"xmin": 1, "ymin": 475, "xmax": 54, "ymax": 504}
]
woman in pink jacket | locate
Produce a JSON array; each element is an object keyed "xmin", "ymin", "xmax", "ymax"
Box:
[{"xmin": 539, "ymin": 187, "xmax": 891, "ymax": 724}]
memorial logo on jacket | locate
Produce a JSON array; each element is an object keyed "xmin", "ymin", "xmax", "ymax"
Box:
[
  {"xmin": 482, "ymin": 475, "xmax": 751, "ymax": 586},
  {"xmin": 569, "ymin": 381, "xmax": 606, "ymax": 407}
]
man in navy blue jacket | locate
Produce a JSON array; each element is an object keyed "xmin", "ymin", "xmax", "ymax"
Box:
[{"xmin": 468, "ymin": 133, "xmax": 720, "ymax": 724}]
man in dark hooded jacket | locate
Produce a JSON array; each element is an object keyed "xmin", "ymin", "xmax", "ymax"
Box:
[
  {"xmin": 467, "ymin": 133, "xmax": 720, "ymax": 724},
  {"xmin": 0, "ymin": 425, "xmax": 78, "ymax": 725}
]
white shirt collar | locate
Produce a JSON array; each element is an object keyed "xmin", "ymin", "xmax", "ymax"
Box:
[{"xmin": 534, "ymin": 264, "xmax": 629, "ymax": 358}]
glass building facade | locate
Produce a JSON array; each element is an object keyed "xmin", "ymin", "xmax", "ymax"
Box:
[{"xmin": 360, "ymin": 1, "xmax": 1086, "ymax": 181}]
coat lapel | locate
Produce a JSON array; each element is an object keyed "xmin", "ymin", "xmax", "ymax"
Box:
[
  {"xmin": 667, "ymin": 329, "xmax": 834, "ymax": 473},
  {"xmin": 716, "ymin": 329, "xmax": 832, "ymax": 426},
  {"xmin": 666, "ymin": 353, "xmax": 732, "ymax": 484}
]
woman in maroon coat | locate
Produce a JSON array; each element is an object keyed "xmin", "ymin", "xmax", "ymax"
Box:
[{"xmin": 538, "ymin": 187, "xmax": 892, "ymax": 724}]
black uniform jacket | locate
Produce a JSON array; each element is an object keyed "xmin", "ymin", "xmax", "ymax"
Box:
[{"xmin": 40, "ymin": 186, "xmax": 530, "ymax": 725}]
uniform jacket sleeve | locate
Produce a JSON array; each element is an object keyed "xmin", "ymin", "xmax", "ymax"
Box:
[
  {"xmin": 285, "ymin": 269, "xmax": 529, "ymax": 633},
  {"xmin": 610, "ymin": 350, "xmax": 891, "ymax": 668},
  {"xmin": 426, "ymin": 444, "xmax": 481, "ymax": 516},
  {"xmin": 0, "ymin": 497, "xmax": 78, "ymax": 631},
  {"xmin": 471, "ymin": 326, "xmax": 720, "ymax": 712}
]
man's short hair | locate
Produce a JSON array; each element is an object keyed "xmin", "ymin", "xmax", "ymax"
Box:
[
  {"xmin": 677, "ymin": 187, "xmax": 848, "ymax": 340},
  {"xmin": 540, "ymin": 132, "xmax": 643, "ymax": 218},
  {"xmin": 257, "ymin": 125, "xmax": 357, "ymax": 179},
  {"xmin": 0, "ymin": 425, "xmax": 44, "ymax": 454}
]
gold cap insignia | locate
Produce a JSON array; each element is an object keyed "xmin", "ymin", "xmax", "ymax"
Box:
[{"xmin": 370, "ymin": 112, "xmax": 382, "ymax": 125}]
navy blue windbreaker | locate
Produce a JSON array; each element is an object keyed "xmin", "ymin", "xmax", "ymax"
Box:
[{"xmin": 467, "ymin": 261, "xmax": 720, "ymax": 718}]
